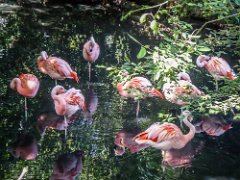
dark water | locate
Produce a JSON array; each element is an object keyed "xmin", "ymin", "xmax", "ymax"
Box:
[{"xmin": 1, "ymin": 3, "xmax": 240, "ymax": 180}]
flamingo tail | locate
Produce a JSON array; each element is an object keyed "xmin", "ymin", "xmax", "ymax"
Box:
[
  {"xmin": 70, "ymin": 72, "xmax": 80, "ymax": 84},
  {"xmin": 152, "ymin": 88, "xmax": 164, "ymax": 99},
  {"xmin": 226, "ymin": 71, "xmax": 236, "ymax": 80}
]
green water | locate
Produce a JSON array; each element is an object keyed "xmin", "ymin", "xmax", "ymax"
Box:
[{"xmin": 1, "ymin": 3, "xmax": 240, "ymax": 180}]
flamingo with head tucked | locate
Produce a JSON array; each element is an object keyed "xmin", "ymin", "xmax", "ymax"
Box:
[
  {"xmin": 117, "ymin": 76, "xmax": 164, "ymax": 117},
  {"xmin": 196, "ymin": 55, "xmax": 236, "ymax": 90},
  {"xmin": 163, "ymin": 72, "xmax": 204, "ymax": 105},
  {"xmin": 83, "ymin": 36, "xmax": 100, "ymax": 81},
  {"xmin": 10, "ymin": 73, "xmax": 40, "ymax": 121},
  {"xmin": 51, "ymin": 85, "xmax": 87, "ymax": 119},
  {"xmin": 51, "ymin": 85, "xmax": 87, "ymax": 139},
  {"xmin": 37, "ymin": 51, "xmax": 79, "ymax": 85},
  {"xmin": 133, "ymin": 110, "xmax": 195, "ymax": 159}
]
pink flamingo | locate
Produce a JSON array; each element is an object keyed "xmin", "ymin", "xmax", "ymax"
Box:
[
  {"xmin": 51, "ymin": 150, "xmax": 84, "ymax": 180},
  {"xmin": 51, "ymin": 85, "xmax": 87, "ymax": 119},
  {"xmin": 10, "ymin": 73, "xmax": 40, "ymax": 121},
  {"xmin": 117, "ymin": 76, "xmax": 164, "ymax": 117},
  {"xmin": 37, "ymin": 51, "xmax": 79, "ymax": 85},
  {"xmin": 51, "ymin": 85, "xmax": 87, "ymax": 138},
  {"xmin": 83, "ymin": 36, "xmax": 100, "ymax": 81},
  {"xmin": 114, "ymin": 130, "xmax": 150, "ymax": 156},
  {"xmin": 133, "ymin": 110, "xmax": 195, "ymax": 159},
  {"xmin": 196, "ymin": 55, "xmax": 236, "ymax": 90},
  {"xmin": 195, "ymin": 116, "xmax": 232, "ymax": 136},
  {"xmin": 163, "ymin": 72, "xmax": 204, "ymax": 105}
]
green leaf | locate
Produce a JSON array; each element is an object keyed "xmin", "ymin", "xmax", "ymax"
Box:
[
  {"xmin": 140, "ymin": 13, "xmax": 148, "ymax": 23},
  {"xmin": 137, "ymin": 47, "xmax": 147, "ymax": 59},
  {"xmin": 150, "ymin": 20, "xmax": 158, "ymax": 31},
  {"xmin": 197, "ymin": 46, "xmax": 212, "ymax": 52}
]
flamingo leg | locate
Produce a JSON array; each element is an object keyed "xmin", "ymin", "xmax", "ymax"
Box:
[
  {"xmin": 215, "ymin": 79, "xmax": 218, "ymax": 91},
  {"xmin": 24, "ymin": 97, "xmax": 28, "ymax": 122},
  {"xmin": 55, "ymin": 79, "xmax": 58, "ymax": 86},
  {"xmin": 17, "ymin": 166, "xmax": 28, "ymax": 180},
  {"xmin": 136, "ymin": 100, "xmax": 140, "ymax": 118},
  {"xmin": 161, "ymin": 151, "xmax": 166, "ymax": 173},
  {"xmin": 88, "ymin": 62, "xmax": 91, "ymax": 82},
  {"xmin": 64, "ymin": 116, "xmax": 67, "ymax": 140}
]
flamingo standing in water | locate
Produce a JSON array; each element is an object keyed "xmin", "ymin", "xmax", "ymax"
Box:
[
  {"xmin": 83, "ymin": 36, "xmax": 100, "ymax": 81},
  {"xmin": 51, "ymin": 85, "xmax": 87, "ymax": 139},
  {"xmin": 117, "ymin": 76, "xmax": 164, "ymax": 117},
  {"xmin": 196, "ymin": 55, "xmax": 236, "ymax": 90},
  {"xmin": 37, "ymin": 51, "xmax": 79, "ymax": 85},
  {"xmin": 10, "ymin": 73, "xmax": 40, "ymax": 121},
  {"xmin": 163, "ymin": 72, "xmax": 204, "ymax": 105},
  {"xmin": 133, "ymin": 110, "xmax": 195, "ymax": 159}
]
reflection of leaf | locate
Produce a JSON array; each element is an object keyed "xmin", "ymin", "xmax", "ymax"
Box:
[{"xmin": 137, "ymin": 47, "xmax": 146, "ymax": 59}]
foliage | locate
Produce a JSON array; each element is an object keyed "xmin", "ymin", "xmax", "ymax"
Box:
[{"xmin": 104, "ymin": 0, "xmax": 240, "ymax": 120}]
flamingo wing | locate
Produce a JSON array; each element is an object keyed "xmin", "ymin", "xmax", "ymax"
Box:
[
  {"xmin": 134, "ymin": 123, "xmax": 182, "ymax": 143},
  {"xmin": 47, "ymin": 58, "xmax": 71, "ymax": 77}
]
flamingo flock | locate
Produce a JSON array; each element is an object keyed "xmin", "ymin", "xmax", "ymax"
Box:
[{"xmin": 8, "ymin": 35, "xmax": 237, "ymax": 179}]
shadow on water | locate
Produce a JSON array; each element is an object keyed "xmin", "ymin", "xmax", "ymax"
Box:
[{"xmin": 0, "ymin": 3, "xmax": 240, "ymax": 180}]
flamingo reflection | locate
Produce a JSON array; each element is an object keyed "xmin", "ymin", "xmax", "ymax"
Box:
[
  {"xmin": 162, "ymin": 141, "xmax": 204, "ymax": 168},
  {"xmin": 51, "ymin": 150, "xmax": 84, "ymax": 180},
  {"xmin": 114, "ymin": 130, "xmax": 149, "ymax": 156},
  {"xmin": 37, "ymin": 112, "xmax": 68, "ymax": 135},
  {"xmin": 82, "ymin": 86, "xmax": 98, "ymax": 124},
  {"xmin": 9, "ymin": 133, "xmax": 38, "ymax": 160},
  {"xmin": 195, "ymin": 116, "xmax": 232, "ymax": 136}
]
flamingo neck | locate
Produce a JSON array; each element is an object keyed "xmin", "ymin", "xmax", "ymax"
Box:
[
  {"xmin": 10, "ymin": 78, "xmax": 20, "ymax": 90},
  {"xmin": 182, "ymin": 116, "xmax": 195, "ymax": 143}
]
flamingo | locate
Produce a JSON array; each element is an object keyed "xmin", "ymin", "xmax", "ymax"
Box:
[
  {"xmin": 37, "ymin": 51, "xmax": 79, "ymax": 85},
  {"xmin": 196, "ymin": 55, "xmax": 236, "ymax": 90},
  {"xmin": 51, "ymin": 85, "xmax": 87, "ymax": 139},
  {"xmin": 83, "ymin": 36, "xmax": 100, "ymax": 81},
  {"xmin": 10, "ymin": 73, "xmax": 40, "ymax": 121},
  {"xmin": 51, "ymin": 150, "xmax": 84, "ymax": 180},
  {"xmin": 133, "ymin": 110, "xmax": 195, "ymax": 160},
  {"xmin": 195, "ymin": 116, "xmax": 232, "ymax": 136},
  {"xmin": 114, "ymin": 130, "xmax": 150, "ymax": 156},
  {"xmin": 117, "ymin": 76, "xmax": 164, "ymax": 117},
  {"xmin": 163, "ymin": 72, "xmax": 204, "ymax": 105}
]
